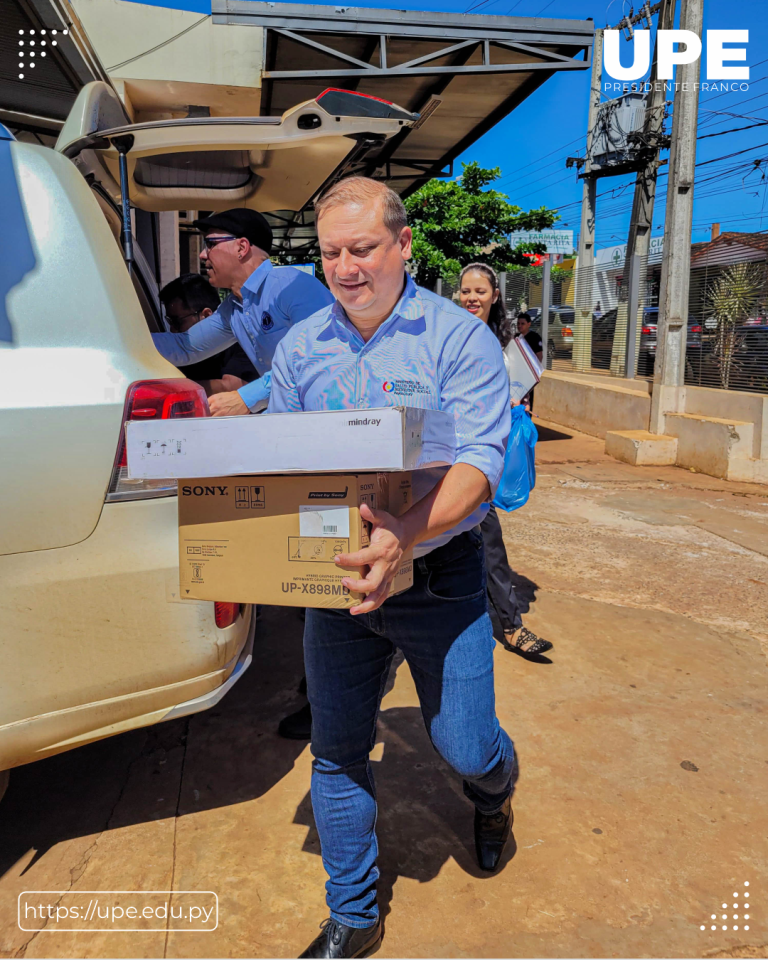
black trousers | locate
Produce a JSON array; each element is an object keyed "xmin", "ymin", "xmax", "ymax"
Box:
[{"xmin": 480, "ymin": 504, "xmax": 523, "ymax": 634}]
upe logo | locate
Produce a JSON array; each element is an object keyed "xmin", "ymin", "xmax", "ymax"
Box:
[
  {"xmin": 382, "ymin": 381, "xmax": 394, "ymax": 393},
  {"xmin": 261, "ymin": 312, "xmax": 273, "ymax": 331},
  {"xmin": 604, "ymin": 29, "xmax": 749, "ymax": 83}
]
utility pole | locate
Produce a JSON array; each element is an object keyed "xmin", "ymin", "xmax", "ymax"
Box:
[
  {"xmin": 614, "ymin": 0, "xmax": 676, "ymax": 377},
  {"xmin": 540, "ymin": 256, "xmax": 552, "ymax": 370},
  {"xmin": 572, "ymin": 27, "xmax": 603, "ymax": 372},
  {"xmin": 649, "ymin": 0, "xmax": 703, "ymax": 434}
]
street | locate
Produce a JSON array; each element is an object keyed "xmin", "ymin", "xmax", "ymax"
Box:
[{"xmin": 1, "ymin": 421, "xmax": 766, "ymax": 960}]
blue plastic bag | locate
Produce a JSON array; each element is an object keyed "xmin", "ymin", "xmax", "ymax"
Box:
[{"xmin": 493, "ymin": 405, "xmax": 537, "ymax": 512}]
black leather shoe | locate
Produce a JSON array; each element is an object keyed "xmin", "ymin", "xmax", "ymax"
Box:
[
  {"xmin": 278, "ymin": 701, "xmax": 312, "ymax": 740},
  {"xmin": 474, "ymin": 795, "xmax": 512, "ymax": 872},
  {"xmin": 299, "ymin": 918, "xmax": 381, "ymax": 958}
]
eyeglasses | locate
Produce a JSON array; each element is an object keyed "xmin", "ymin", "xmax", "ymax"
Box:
[{"xmin": 200, "ymin": 235, "xmax": 237, "ymax": 251}]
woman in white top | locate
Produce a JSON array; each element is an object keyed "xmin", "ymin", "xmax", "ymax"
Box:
[{"xmin": 459, "ymin": 263, "xmax": 553, "ymax": 659}]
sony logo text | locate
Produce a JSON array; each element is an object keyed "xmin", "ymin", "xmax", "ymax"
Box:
[
  {"xmin": 181, "ymin": 486, "xmax": 229, "ymax": 496},
  {"xmin": 604, "ymin": 30, "xmax": 749, "ymax": 83}
]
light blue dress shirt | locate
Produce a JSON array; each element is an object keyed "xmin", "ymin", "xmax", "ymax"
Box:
[
  {"xmin": 269, "ymin": 275, "xmax": 511, "ymax": 556},
  {"xmin": 152, "ymin": 260, "xmax": 334, "ymax": 411}
]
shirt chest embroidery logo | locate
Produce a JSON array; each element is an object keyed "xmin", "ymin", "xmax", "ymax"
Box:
[
  {"xmin": 261, "ymin": 311, "xmax": 274, "ymax": 331},
  {"xmin": 381, "ymin": 379, "xmax": 430, "ymax": 397}
]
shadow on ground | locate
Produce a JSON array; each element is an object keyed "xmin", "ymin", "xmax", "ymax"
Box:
[
  {"xmin": 0, "ymin": 605, "xmax": 308, "ymax": 877},
  {"xmin": 0, "ymin": 602, "xmax": 525, "ymax": 893},
  {"xmin": 292, "ymin": 702, "xmax": 518, "ymax": 926},
  {"xmin": 534, "ymin": 424, "xmax": 572, "ymax": 443}
]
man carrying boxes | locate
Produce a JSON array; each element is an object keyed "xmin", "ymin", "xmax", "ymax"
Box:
[{"xmin": 268, "ymin": 177, "xmax": 518, "ymax": 959}]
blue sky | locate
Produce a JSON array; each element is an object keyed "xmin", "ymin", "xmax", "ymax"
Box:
[{"xmin": 127, "ymin": 0, "xmax": 767, "ymax": 248}]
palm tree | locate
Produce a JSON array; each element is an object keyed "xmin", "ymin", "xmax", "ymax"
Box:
[{"xmin": 704, "ymin": 263, "xmax": 764, "ymax": 389}]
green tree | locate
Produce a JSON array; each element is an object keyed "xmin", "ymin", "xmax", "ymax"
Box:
[
  {"xmin": 405, "ymin": 161, "xmax": 560, "ymax": 287},
  {"xmin": 705, "ymin": 263, "xmax": 764, "ymax": 388}
]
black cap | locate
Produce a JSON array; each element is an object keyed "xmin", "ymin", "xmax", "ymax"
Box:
[{"xmin": 194, "ymin": 208, "xmax": 273, "ymax": 255}]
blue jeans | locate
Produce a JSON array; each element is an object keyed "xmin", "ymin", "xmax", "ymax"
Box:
[{"xmin": 304, "ymin": 529, "xmax": 518, "ymax": 928}]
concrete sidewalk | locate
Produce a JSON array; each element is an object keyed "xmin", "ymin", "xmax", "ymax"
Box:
[{"xmin": 1, "ymin": 420, "xmax": 766, "ymax": 959}]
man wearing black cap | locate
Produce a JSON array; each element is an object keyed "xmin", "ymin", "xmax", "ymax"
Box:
[{"xmin": 152, "ymin": 208, "xmax": 334, "ymax": 416}]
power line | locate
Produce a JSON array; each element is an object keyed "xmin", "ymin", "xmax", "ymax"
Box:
[
  {"xmin": 494, "ymin": 135, "xmax": 585, "ymax": 188},
  {"xmin": 511, "ymin": 172, "xmax": 581, "ymax": 205},
  {"xmin": 505, "ymin": 162, "xmax": 584, "ymax": 196},
  {"xmin": 696, "ymin": 140, "xmax": 768, "ymax": 167},
  {"xmin": 550, "ymin": 152, "xmax": 768, "ymax": 222},
  {"xmin": 700, "ymin": 58, "xmax": 768, "ymax": 103},
  {"xmin": 698, "ymin": 83, "xmax": 768, "ymax": 128},
  {"xmin": 698, "ymin": 120, "xmax": 768, "ymax": 140},
  {"xmin": 699, "ymin": 105, "xmax": 768, "ymax": 127},
  {"xmin": 107, "ymin": 14, "xmax": 211, "ymax": 71}
]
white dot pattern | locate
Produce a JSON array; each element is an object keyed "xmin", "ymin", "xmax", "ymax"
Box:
[
  {"xmin": 702, "ymin": 884, "xmax": 753, "ymax": 932},
  {"xmin": 15, "ymin": 27, "xmax": 68, "ymax": 77}
]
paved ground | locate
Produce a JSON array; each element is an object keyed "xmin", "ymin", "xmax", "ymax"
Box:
[{"xmin": 1, "ymin": 420, "xmax": 767, "ymax": 959}]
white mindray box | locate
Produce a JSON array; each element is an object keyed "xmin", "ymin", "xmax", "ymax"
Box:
[{"xmin": 126, "ymin": 406, "xmax": 455, "ymax": 480}]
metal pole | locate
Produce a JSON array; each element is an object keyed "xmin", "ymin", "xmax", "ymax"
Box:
[
  {"xmin": 113, "ymin": 135, "xmax": 135, "ymax": 272},
  {"xmin": 499, "ymin": 271, "xmax": 506, "ymax": 313},
  {"xmin": 435, "ymin": 276, "xmax": 442, "ymax": 297},
  {"xmin": 623, "ymin": 0, "xmax": 676, "ymax": 267},
  {"xmin": 540, "ymin": 256, "xmax": 552, "ymax": 370},
  {"xmin": 650, "ymin": 0, "xmax": 703, "ymax": 434},
  {"xmin": 573, "ymin": 27, "xmax": 603, "ymax": 372},
  {"xmin": 613, "ymin": 0, "xmax": 676, "ymax": 376},
  {"xmin": 625, "ymin": 251, "xmax": 642, "ymax": 379}
]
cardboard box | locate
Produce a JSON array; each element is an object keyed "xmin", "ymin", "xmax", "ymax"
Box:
[
  {"xmin": 126, "ymin": 406, "xmax": 454, "ymax": 480},
  {"xmin": 179, "ymin": 472, "xmax": 414, "ymax": 609},
  {"xmin": 505, "ymin": 337, "xmax": 542, "ymax": 402}
]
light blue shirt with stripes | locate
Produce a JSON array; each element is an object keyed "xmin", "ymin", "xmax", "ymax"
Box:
[
  {"xmin": 268, "ymin": 275, "xmax": 511, "ymax": 556},
  {"xmin": 152, "ymin": 260, "xmax": 334, "ymax": 411}
]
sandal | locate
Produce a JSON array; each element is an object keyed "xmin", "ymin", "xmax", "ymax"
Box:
[{"xmin": 503, "ymin": 626, "xmax": 553, "ymax": 657}]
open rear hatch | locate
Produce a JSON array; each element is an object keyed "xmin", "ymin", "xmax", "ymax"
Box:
[{"xmin": 56, "ymin": 83, "xmax": 416, "ymax": 219}]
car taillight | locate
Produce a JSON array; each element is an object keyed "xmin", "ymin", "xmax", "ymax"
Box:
[
  {"xmin": 106, "ymin": 378, "xmax": 209, "ymax": 503},
  {"xmin": 641, "ymin": 326, "xmax": 654, "ymax": 334},
  {"xmin": 690, "ymin": 325, "xmax": 701, "ymax": 333},
  {"xmin": 562, "ymin": 326, "xmax": 573, "ymax": 337},
  {"xmin": 214, "ymin": 601, "xmax": 239, "ymax": 629}
]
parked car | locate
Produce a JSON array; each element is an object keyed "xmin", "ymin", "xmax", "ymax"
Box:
[
  {"xmin": 0, "ymin": 83, "xmax": 410, "ymax": 778},
  {"xmin": 591, "ymin": 306, "xmax": 702, "ymax": 375},
  {"xmin": 526, "ymin": 305, "xmax": 575, "ymax": 360},
  {"xmin": 734, "ymin": 322, "xmax": 768, "ymax": 389}
]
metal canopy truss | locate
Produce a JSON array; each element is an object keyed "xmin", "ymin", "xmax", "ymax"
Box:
[
  {"xmin": 260, "ymin": 29, "xmax": 590, "ymax": 80},
  {"xmin": 213, "ymin": 0, "xmax": 594, "ymax": 253}
]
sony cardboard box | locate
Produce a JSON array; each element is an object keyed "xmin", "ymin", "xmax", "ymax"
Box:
[
  {"xmin": 179, "ymin": 472, "xmax": 414, "ymax": 609},
  {"xmin": 126, "ymin": 406, "xmax": 454, "ymax": 480}
]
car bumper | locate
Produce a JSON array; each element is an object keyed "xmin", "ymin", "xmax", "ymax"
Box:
[{"xmin": 0, "ymin": 496, "xmax": 252, "ymax": 770}]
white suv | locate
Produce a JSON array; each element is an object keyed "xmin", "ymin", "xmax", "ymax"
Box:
[{"xmin": 0, "ymin": 82, "xmax": 411, "ymax": 779}]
